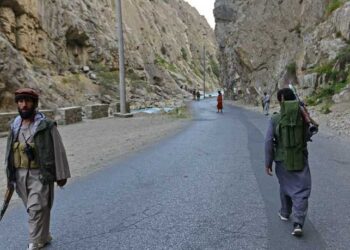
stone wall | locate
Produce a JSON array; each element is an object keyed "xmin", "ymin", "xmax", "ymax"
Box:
[
  {"xmin": 84, "ymin": 104, "xmax": 109, "ymax": 119},
  {"xmin": 56, "ymin": 107, "xmax": 82, "ymax": 125}
]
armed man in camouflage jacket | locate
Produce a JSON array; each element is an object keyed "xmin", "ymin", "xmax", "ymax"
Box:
[{"xmin": 5, "ymin": 88, "xmax": 71, "ymax": 250}]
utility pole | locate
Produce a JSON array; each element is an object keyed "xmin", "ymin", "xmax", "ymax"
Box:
[
  {"xmin": 203, "ymin": 44, "xmax": 206, "ymax": 99},
  {"xmin": 115, "ymin": 0, "xmax": 126, "ymax": 114}
]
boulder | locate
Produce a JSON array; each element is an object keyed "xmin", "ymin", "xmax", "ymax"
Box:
[{"xmin": 333, "ymin": 88, "xmax": 350, "ymax": 103}]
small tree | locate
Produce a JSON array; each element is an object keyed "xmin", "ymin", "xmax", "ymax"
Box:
[{"xmin": 181, "ymin": 47, "xmax": 188, "ymax": 61}]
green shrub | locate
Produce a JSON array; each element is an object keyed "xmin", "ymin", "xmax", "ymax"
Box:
[
  {"xmin": 336, "ymin": 45, "xmax": 350, "ymax": 68},
  {"xmin": 314, "ymin": 63, "xmax": 333, "ymax": 75},
  {"xmin": 129, "ymin": 81, "xmax": 147, "ymax": 90},
  {"xmin": 320, "ymin": 102, "xmax": 332, "ymax": 114},
  {"xmin": 92, "ymin": 63, "xmax": 119, "ymax": 86},
  {"xmin": 181, "ymin": 47, "xmax": 188, "ymax": 61},
  {"xmin": 61, "ymin": 74, "xmax": 82, "ymax": 85},
  {"xmin": 305, "ymin": 81, "xmax": 347, "ymax": 106},
  {"xmin": 98, "ymin": 71, "xmax": 119, "ymax": 86},
  {"xmin": 154, "ymin": 54, "xmax": 177, "ymax": 72},
  {"xmin": 167, "ymin": 106, "xmax": 189, "ymax": 119},
  {"xmin": 333, "ymin": 81, "xmax": 348, "ymax": 93},
  {"xmin": 286, "ymin": 62, "xmax": 297, "ymax": 75},
  {"xmin": 126, "ymin": 71, "xmax": 142, "ymax": 81},
  {"xmin": 154, "ymin": 54, "xmax": 167, "ymax": 66},
  {"xmin": 93, "ymin": 63, "xmax": 110, "ymax": 72},
  {"xmin": 314, "ymin": 62, "xmax": 338, "ymax": 81},
  {"xmin": 326, "ymin": 0, "xmax": 345, "ymax": 16},
  {"xmin": 190, "ymin": 61, "xmax": 202, "ymax": 77},
  {"xmin": 209, "ymin": 57, "xmax": 220, "ymax": 78},
  {"xmin": 305, "ymin": 95, "xmax": 321, "ymax": 106},
  {"xmin": 336, "ymin": 31, "xmax": 342, "ymax": 38}
]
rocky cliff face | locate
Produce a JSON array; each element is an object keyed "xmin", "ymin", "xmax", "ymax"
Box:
[
  {"xmin": 214, "ymin": 0, "xmax": 350, "ymax": 104},
  {"xmin": 0, "ymin": 0, "xmax": 219, "ymax": 111}
]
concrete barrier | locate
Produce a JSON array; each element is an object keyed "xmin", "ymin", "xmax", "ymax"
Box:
[
  {"xmin": 56, "ymin": 106, "xmax": 82, "ymax": 125},
  {"xmin": 84, "ymin": 104, "xmax": 109, "ymax": 119}
]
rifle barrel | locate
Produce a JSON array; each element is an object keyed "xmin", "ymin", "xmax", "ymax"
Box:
[{"xmin": 0, "ymin": 185, "xmax": 14, "ymax": 222}]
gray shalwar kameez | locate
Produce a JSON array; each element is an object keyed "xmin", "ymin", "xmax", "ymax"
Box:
[
  {"xmin": 9, "ymin": 113, "xmax": 70, "ymax": 245},
  {"xmin": 263, "ymin": 94, "xmax": 270, "ymax": 115},
  {"xmin": 265, "ymin": 117, "xmax": 311, "ymax": 226}
]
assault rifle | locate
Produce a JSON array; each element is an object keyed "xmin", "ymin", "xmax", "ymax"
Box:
[
  {"xmin": 289, "ymin": 84, "xmax": 319, "ymax": 135},
  {"xmin": 0, "ymin": 183, "xmax": 15, "ymax": 221}
]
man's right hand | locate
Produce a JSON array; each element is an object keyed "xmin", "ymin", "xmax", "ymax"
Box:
[
  {"xmin": 56, "ymin": 179, "xmax": 67, "ymax": 187},
  {"xmin": 265, "ymin": 166, "xmax": 273, "ymax": 176}
]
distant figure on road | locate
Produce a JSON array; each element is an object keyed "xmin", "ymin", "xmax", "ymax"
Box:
[
  {"xmin": 192, "ymin": 89, "xmax": 196, "ymax": 100},
  {"xmin": 264, "ymin": 88, "xmax": 312, "ymax": 237},
  {"xmin": 196, "ymin": 91, "xmax": 200, "ymax": 101},
  {"xmin": 217, "ymin": 91, "xmax": 223, "ymax": 113},
  {"xmin": 4, "ymin": 88, "xmax": 71, "ymax": 250},
  {"xmin": 263, "ymin": 92, "xmax": 270, "ymax": 115}
]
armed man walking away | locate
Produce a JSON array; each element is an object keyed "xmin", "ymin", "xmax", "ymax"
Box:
[
  {"xmin": 4, "ymin": 88, "xmax": 71, "ymax": 250},
  {"xmin": 263, "ymin": 92, "xmax": 270, "ymax": 115},
  {"xmin": 264, "ymin": 88, "xmax": 315, "ymax": 237}
]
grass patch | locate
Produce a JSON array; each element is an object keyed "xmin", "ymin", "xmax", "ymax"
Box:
[
  {"xmin": 286, "ymin": 62, "xmax": 297, "ymax": 75},
  {"xmin": 320, "ymin": 102, "xmax": 332, "ymax": 114},
  {"xmin": 92, "ymin": 63, "xmax": 119, "ymax": 86},
  {"xmin": 305, "ymin": 81, "xmax": 348, "ymax": 106},
  {"xmin": 61, "ymin": 74, "xmax": 82, "ymax": 84},
  {"xmin": 98, "ymin": 71, "xmax": 119, "ymax": 86},
  {"xmin": 181, "ymin": 47, "xmax": 188, "ymax": 61},
  {"xmin": 313, "ymin": 62, "xmax": 339, "ymax": 81},
  {"xmin": 190, "ymin": 61, "xmax": 202, "ymax": 78},
  {"xmin": 325, "ymin": 0, "xmax": 347, "ymax": 16},
  {"xmin": 129, "ymin": 80, "xmax": 147, "ymax": 90},
  {"xmin": 314, "ymin": 62, "xmax": 334, "ymax": 75},
  {"xmin": 154, "ymin": 54, "xmax": 178, "ymax": 72},
  {"xmin": 336, "ymin": 45, "xmax": 350, "ymax": 68},
  {"xmin": 209, "ymin": 56, "xmax": 220, "ymax": 78},
  {"xmin": 127, "ymin": 71, "xmax": 142, "ymax": 81},
  {"xmin": 167, "ymin": 106, "xmax": 190, "ymax": 119}
]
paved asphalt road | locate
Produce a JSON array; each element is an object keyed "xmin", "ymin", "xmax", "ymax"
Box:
[{"xmin": 0, "ymin": 99, "xmax": 349, "ymax": 249}]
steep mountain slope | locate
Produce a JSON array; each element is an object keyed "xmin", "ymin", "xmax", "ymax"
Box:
[
  {"xmin": 0, "ymin": 0, "xmax": 219, "ymax": 111},
  {"xmin": 214, "ymin": 0, "xmax": 350, "ymax": 105}
]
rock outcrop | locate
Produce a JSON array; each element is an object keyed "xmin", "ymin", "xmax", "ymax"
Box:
[
  {"xmin": 214, "ymin": 0, "xmax": 350, "ymax": 103},
  {"xmin": 0, "ymin": 0, "xmax": 219, "ymax": 111}
]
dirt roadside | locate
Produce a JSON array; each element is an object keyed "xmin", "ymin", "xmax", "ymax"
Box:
[
  {"xmin": 227, "ymin": 100, "xmax": 350, "ymax": 139},
  {"xmin": 0, "ymin": 112, "xmax": 190, "ymax": 200}
]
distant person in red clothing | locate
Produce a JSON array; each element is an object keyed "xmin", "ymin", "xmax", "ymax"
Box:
[{"xmin": 217, "ymin": 91, "xmax": 223, "ymax": 113}]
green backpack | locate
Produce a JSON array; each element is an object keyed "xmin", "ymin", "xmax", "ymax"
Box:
[{"xmin": 275, "ymin": 100, "xmax": 307, "ymax": 171}]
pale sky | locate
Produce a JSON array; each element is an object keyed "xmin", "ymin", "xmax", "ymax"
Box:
[{"xmin": 184, "ymin": 0, "xmax": 215, "ymax": 29}]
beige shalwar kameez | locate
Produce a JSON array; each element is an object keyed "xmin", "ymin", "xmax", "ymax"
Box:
[{"xmin": 13, "ymin": 116, "xmax": 70, "ymax": 245}]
